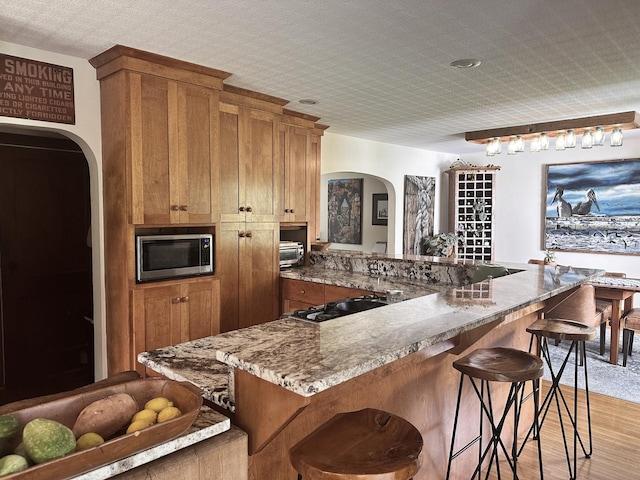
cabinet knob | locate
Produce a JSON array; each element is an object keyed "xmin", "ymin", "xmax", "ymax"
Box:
[
  {"xmin": 245, "ymin": 231, "xmax": 252, "ymax": 238},
  {"xmin": 246, "ymin": 206, "xmax": 253, "ymax": 212},
  {"xmin": 179, "ymin": 205, "xmax": 188, "ymax": 211},
  {"xmin": 239, "ymin": 206, "xmax": 245, "ymax": 212},
  {"xmin": 171, "ymin": 297, "xmax": 181, "ymax": 304},
  {"xmin": 300, "ymin": 289, "xmax": 305, "ymax": 294},
  {"xmin": 284, "ymin": 208, "xmax": 290, "ymax": 213},
  {"xmin": 180, "ymin": 296, "xmax": 190, "ymax": 303},
  {"xmin": 171, "ymin": 205, "xmax": 180, "ymax": 211},
  {"xmin": 239, "ymin": 232, "xmax": 245, "ymax": 237},
  {"xmin": 290, "ymin": 209, "xmax": 295, "ymax": 213}
]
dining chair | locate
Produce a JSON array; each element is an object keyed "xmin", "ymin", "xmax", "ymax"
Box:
[{"xmin": 622, "ymin": 308, "xmax": 640, "ymax": 367}]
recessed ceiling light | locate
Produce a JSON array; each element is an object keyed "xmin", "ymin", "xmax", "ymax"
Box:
[
  {"xmin": 299, "ymin": 99, "xmax": 318, "ymax": 105},
  {"xmin": 449, "ymin": 59, "xmax": 481, "ymax": 69}
]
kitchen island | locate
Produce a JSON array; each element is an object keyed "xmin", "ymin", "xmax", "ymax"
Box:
[{"xmin": 139, "ymin": 254, "xmax": 602, "ymax": 479}]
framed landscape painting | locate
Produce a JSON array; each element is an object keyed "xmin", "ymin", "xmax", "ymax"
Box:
[
  {"xmin": 328, "ymin": 178, "xmax": 363, "ymax": 244},
  {"xmin": 545, "ymin": 159, "xmax": 640, "ymax": 254}
]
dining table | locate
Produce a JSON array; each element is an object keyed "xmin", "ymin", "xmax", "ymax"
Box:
[{"xmin": 589, "ymin": 276, "xmax": 640, "ymax": 365}]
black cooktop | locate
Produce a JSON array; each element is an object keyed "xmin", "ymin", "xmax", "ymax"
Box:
[{"xmin": 291, "ymin": 294, "xmax": 388, "ymax": 323}]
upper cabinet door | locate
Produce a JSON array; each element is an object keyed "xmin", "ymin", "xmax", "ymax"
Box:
[
  {"xmin": 218, "ymin": 103, "xmax": 279, "ymax": 223},
  {"xmin": 278, "ymin": 124, "xmax": 311, "ymax": 223},
  {"xmin": 129, "ymin": 73, "xmax": 219, "ymax": 225},
  {"xmin": 242, "ymin": 108, "xmax": 280, "ymax": 222}
]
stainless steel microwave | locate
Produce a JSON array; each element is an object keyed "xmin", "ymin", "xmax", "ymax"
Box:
[{"xmin": 136, "ymin": 233, "xmax": 213, "ymax": 283}]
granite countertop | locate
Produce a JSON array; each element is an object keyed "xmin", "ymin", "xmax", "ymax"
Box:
[
  {"xmin": 139, "ymin": 262, "xmax": 603, "ymax": 400},
  {"xmin": 279, "ymin": 265, "xmax": 447, "ymax": 298},
  {"xmin": 71, "ymin": 406, "xmax": 229, "ymax": 479}
]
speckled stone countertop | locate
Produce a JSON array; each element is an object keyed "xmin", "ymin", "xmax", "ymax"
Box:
[
  {"xmin": 139, "ymin": 258, "xmax": 603, "ymax": 401},
  {"xmin": 71, "ymin": 406, "xmax": 229, "ymax": 479}
]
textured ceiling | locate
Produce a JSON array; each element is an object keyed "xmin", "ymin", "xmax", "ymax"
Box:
[{"xmin": 2, "ymin": 0, "xmax": 640, "ymax": 154}]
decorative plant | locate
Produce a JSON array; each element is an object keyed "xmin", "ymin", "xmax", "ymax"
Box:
[
  {"xmin": 544, "ymin": 249, "xmax": 556, "ymax": 263},
  {"xmin": 421, "ymin": 232, "xmax": 462, "ymax": 258}
]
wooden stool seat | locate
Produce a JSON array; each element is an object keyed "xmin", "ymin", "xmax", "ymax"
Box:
[
  {"xmin": 453, "ymin": 346, "xmax": 543, "ymax": 383},
  {"xmin": 526, "ymin": 317, "xmax": 597, "ymax": 342},
  {"xmin": 289, "ymin": 408, "xmax": 422, "ymax": 480}
]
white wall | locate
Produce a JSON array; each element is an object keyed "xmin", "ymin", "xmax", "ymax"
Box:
[
  {"xmin": 0, "ymin": 41, "xmax": 107, "ymax": 379},
  {"xmin": 460, "ymin": 139, "xmax": 640, "ymax": 280},
  {"xmin": 321, "ymin": 132, "xmax": 458, "ymax": 253},
  {"xmin": 321, "ymin": 130, "xmax": 640, "ymax": 280}
]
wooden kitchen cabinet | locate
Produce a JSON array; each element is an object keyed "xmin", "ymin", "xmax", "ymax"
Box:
[
  {"xmin": 218, "ymin": 103, "xmax": 280, "ymax": 223},
  {"xmin": 129, "ymin": 73, "xmax": 220, "ymax": 225},
  {"xmin": 217, "ymin": 222, "xmax": 280, "ymax": 332},
  {"xmin": 278, "ymin": 123, "xmax": 311, "ymax": 223},
  {"xmin": 131, "ymin": 278, "xmax": 220, "ymax": 376},
  {"xmin": 281, "ymin": 278, "xmax": 372, "ymax": 313}
]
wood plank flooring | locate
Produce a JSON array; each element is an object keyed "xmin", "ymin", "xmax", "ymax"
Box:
[{"xmin": 484, "ymin": 380, "xmax": 640, "ymax": 479}]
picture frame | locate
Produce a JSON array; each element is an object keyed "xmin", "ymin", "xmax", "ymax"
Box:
[
  {"xmin": 545, "ymin": 159, "xmax": 640, "ymax": 255},
  {"xmin": 403, "ymin": 175, "xmax": 435, "ymax": 255},
  {"xmin": 327, "ymin": 178, "xmax": 363, "ymax": 244},
  {"xmin": 372, "ymin": 193, "xmax": 388, "ymax": 225}
]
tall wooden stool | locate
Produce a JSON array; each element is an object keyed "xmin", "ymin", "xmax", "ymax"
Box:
[
  {"xmin": 622, "ymin": 308, "xmax": 640, "ymax": 366},
  {"xmin": 526, "ymin": 318, "xmax": 596, "ymax": 480},
  {"xmin": 289, "ymin": 408, "xmax": 422, "ymax": 480},
  {"xmin": 446, "ymin": 347, "xmax": 544, "ymax": 480}
]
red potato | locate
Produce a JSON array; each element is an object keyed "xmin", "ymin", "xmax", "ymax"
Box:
[{"xmin": 72, "ymin": 393, "xmax": 138, "ymax": 439}]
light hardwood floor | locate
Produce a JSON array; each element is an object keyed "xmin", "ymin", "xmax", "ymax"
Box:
[{"xmin": 484, "ymin": 380, "xmax": 640, "ymax": 479}]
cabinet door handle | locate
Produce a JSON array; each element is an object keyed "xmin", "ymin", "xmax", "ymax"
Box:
[
  {"xmin": 180, "ymin": 296, "xmax": 190, "ymax": 303},
  {"xmin": 171, "ymin": 297, "xmax": 181, "ymax": 304},
  {"xmin": 284, "ymin": 208, "xmax": 290, "ymax": 213},
  {"xmin": 246, "ymin": 206, "xmax": 253, "ymax": 212},
  {"xmin": 171, "ymin": 205, "xmax": 180, "ymax": 211},
  {"xmin": 300, "ymin": 289, "xmax": 305, "ymax": 295},
  {"xmin": 179, "ymin": 205, "xmax": 188, "ymax": 211},
  {"xmin": 239, "ymin": 206, "xmax": 246, "ymax": 212},
  {"xmin": 239, "ymin": 232, "xmax": 245, "ymax": 237},
  {"xmin": 290, "ymin": 209, "xmax": 295, "ymax": 213},
  {"xmin": 245, "ymin": 231, "xmax": 252, "ymax": 238}
]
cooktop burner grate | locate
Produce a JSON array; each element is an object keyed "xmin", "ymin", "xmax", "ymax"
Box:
[{"xmin": 291, "ymin": 294, "xmax": 388, "ymax": 323}]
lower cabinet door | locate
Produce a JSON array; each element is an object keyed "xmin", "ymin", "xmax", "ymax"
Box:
[{"xmin": 131, "ymin": 278, "xmax": 220, "ymax": 375}]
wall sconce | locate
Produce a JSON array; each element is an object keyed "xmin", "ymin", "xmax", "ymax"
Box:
[{"xmin": 467, "ymin": 111, "xmax": 639, "ymax": 156}]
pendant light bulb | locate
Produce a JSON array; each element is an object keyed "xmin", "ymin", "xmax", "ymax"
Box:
[
  {"xmin": 593, "ymin": 126, "xmax": 605, "ymax": 146},
  {"xmin": 566, "ymin": 129, "xmax": 576, "ymax": 148},
  {"xmin": 611, "ymin": 127, "xmax": 623, "ymax": 147}
]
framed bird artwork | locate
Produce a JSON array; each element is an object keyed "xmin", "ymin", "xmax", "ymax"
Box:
[{"xmin": 544, "ymin": 159, "xmax": 640, "ymax": 255}]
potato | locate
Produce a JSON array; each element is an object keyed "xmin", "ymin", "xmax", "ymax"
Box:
[{"xmin": 72, "ymin": 393, "xmax": 138, "ymax": 439}]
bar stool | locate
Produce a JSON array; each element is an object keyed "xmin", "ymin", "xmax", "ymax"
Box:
[
  {"xmin": 446, "ymin": 347, "xmax": 544, "ymax": 480},
  {"xmin": 289, "ymin": 408, "xmax": 423, "ymax": 480},
  {"xmin": 526, "ymin": 318, "xmax": 596, "ymax": 480}
]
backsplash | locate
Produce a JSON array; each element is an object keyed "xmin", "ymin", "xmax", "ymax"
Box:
[{"xmin": 309, "ymin": 249, "xmax": 474, "ymax": 286}]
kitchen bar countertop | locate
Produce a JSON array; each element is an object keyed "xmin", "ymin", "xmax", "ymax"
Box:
[{"xmin": 139, "ymin": 260, "xmax": 603, "ymax": 400}]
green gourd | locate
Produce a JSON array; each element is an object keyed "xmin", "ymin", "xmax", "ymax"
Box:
[
  {"xmin": 0, "ymin": 416, "xmax": 19, "ymax": 440},
  {"xmin": 0, "ymin": 454, "xmax": 28, "ymax": 475},
  {"xmin": 22, "ymin": 419, "xmax": 76, "ymax": 464}
]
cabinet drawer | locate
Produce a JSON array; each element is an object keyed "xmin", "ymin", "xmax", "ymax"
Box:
[
  {"xmin": 325, "ymin": 285, "xmax": 372, "ymax": 302},
  {"xmin": 282, "ymin": 279, "xmax": 324, "ymax": 305}
]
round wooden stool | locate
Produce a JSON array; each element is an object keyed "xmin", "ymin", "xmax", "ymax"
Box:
[
  {"xmin": 446, "ymin": 347, "xmax": 544, "ymax": 480},
  {"xmin": 289, "ymin": 408, "xmax": 423, "ymax": 480},
  {"xmin": 526, "ymin": 317, "xmax": 596, "ymax": 480}
]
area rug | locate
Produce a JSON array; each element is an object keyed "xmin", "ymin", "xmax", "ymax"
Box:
[{"xmin": 542, "ymin": 328, "xmax": 640, "ymax": 404}]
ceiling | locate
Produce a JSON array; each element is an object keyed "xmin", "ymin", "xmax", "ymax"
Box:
[{"xmin": 2, "ymin": 0, "xmax": 640, "ymax": 154}]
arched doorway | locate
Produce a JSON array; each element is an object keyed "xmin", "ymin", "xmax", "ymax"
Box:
[{"xmin": 0, "ymin": 130, "xmax": 94, "ymax": 403}]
